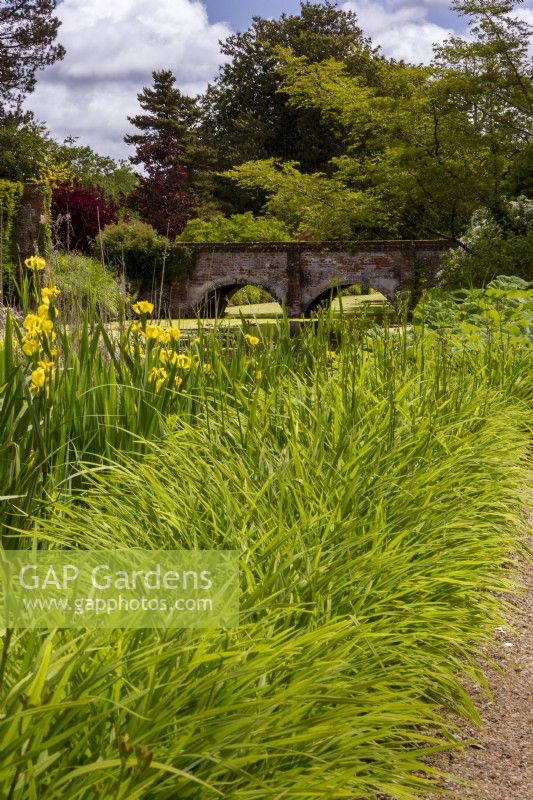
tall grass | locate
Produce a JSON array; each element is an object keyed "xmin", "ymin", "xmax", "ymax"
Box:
[{"xmin": 0, "ymin": 293, "xmax": 532, "ymax": 798}]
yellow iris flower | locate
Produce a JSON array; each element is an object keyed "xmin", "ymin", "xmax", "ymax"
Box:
[
  {"xmin": 30, "ymin": 367, "xmax": 47, "ymax": 389},
  {"xmin": 41, "ymin": 286, "xmax": 61, "ymax": 300},
  {"xmin": 144, "ymin": 324, "xmax": 162, "ymax": 339},
  {"xmin": 148, "ymin": 367, "xmax": 168, "ymax": 392},
  {"xmin": 175, "ymin": 354, "xmax": 192, "ymax": 370},
  {"xmin": 23, "ymin": 314, "xmax": 42, "ymax": 332},
  {"xmin": 132, "ymin": 301, "xmax": 154, "ymax": 315},
  {"xmin": 24, "ymin": 256, "xmax": 46, "ymax": 271},
  {"xmin": 22, "ymin": 337, "xmax": 40, "ymax": 357},
  {"xmin": 37, "ymin": 359, "xmax": 54, "ymax": 373}
]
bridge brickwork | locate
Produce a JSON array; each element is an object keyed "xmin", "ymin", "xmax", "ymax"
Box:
[{"xmin": 166, "ymin": 240, "xmax": 453, "ymax": 318}]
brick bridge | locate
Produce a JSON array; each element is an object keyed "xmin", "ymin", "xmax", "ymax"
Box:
[{"xmin": 166, "ymin": 240, "xmax": 453, "ymax": 318}]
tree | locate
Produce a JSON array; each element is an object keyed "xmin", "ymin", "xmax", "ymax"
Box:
[
  {"xmin": 127, "ymin": 135, "xmax": 191, "ymax": 238},
  {"xmin": 432, "ymin": 0, "xmax": 533, "ymax": 215},
  {"xmin": 125, "ymin": 70, "xmax": 216, "ymax": 234},
  {"xmin": 224, "ymin": 0, "xmax": 532, "ymax": 243},
  {"xmin": 52, "ymin": 181, "xmax": 119, "ymax": 252},
  {"xmin": 219, "ymin": 54, "xmax": 432, "ymax": 239},
  {"xmin": 177, "ymin": 212, "xmax": 291, "ymax": 243},
  {"xmin": 223, "ymin": 158, "xmax": 387, "ymax": 240},
  {"xmin": 0, "ymin": 0, "xmax": 65, "ymax": 117},
  {"xmin": 201, "ymin": 0, "xmax": 378, "ymax": 199},
  {"xmin": 0, "ymin": 117, "xmax": 50, "ymax": 180},
  {"xmin": 438, "ymin": 200, "xmax": 533, "ymax": 287},
  {"xmin": 435, "ymin": 1, "xmax": 532, "ymax": 132},
  {"xmin": 50, "ymin": 140, "xmax": 137, "ymax": 201},
  {"xmin": 505, "ymin": 142, "xmax": 533, "ymax": 197}
]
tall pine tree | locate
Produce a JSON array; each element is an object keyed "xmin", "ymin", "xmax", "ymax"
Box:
[
  {"xmin": 0, "ymin": 0, "xmax": 65, "ymax": 118},
  {"xmin": 125, "ymin": 70, "xmax": 216, "ymax": 236}
]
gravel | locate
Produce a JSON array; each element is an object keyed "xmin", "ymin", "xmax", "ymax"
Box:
[{"xmin": 425, "ymin": 520, "xmax": 532, "ymax": 799}]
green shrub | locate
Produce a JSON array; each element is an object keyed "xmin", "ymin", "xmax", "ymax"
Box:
[
  {"xmin": 439, "ymin": 201, "xmax": 533, "ymax": 288},
  {"xmin": 414, "ymin": 277, "xmax": 533, "ymax": 344},
  {"xmin": 96, "ymin": 220, "xmax": 194, "ymax": 287},
  {"xmin": 49, "ymin": 251, "xmax": 129, "ymax": 318},
  {"xmin": 177, "ymin": 212, "xmax": 292, "ymax": 242},
  {"xmin": 95, "ymin": 220, "xmax": 166, "ymax": 280}
]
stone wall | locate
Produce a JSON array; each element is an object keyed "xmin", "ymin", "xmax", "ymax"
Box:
[{"xmin": 13, "ymin": 183, "xmax": 51, "ymax": 264}]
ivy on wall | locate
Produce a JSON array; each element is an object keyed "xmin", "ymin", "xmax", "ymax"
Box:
[
  {"xmin": 0, "ymin": 182, "xmax": 52, "ymax": 294},
  {"xmin": 0, "ymin": 179, "xmax": 24, "ymax": 276}
]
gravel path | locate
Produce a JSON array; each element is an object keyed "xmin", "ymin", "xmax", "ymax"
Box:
[{"xmin": 426, "ymin": 522, "xmax": 532, "ymax": 799}]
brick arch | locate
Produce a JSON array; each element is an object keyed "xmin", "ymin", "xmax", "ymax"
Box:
[
  {"xmin": 304, "ymin": 279, "xmax": 396, "ymax": 316},
  {"xmin": 190, "ymin": 280, "xmax": 283, "ymax": 318},
  {"xmin": 167, "ymin": 242, "xmax": 453, "ymax": 318}
]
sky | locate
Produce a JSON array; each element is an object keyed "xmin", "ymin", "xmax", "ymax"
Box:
[{"xmin": 25, "ymin": 1, "xmax": 533, "ymax": 160}]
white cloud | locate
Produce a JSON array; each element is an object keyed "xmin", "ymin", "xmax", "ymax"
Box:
[
  {"xmin": 342, "ymin": 1, "xmax": 453, "ymax": 63},
  {"xmin": 25, "ymin": 0, "xmax": 533, "ymax": 158},
  {"xmin": 344, "ymin": 0, "xmax": 533, "ymax": 64},
  {"xmin": 26, "ymin": 0, "xmax": 231, "ymax": 158},
  {"xmin": 515, "ymin": 6, "xmax": 533, "ymax": 57}
]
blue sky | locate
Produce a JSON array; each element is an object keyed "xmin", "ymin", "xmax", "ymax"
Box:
[
  {"xmin": 30, "ymin": 1, "xmax": 532, "ymax": 158},
  {"xmin": 204, "ymin": 1, "xmax": 460, "ymax": 31},
  {"xmin": 205, "ymin": 1, "xmax": 463, "ymax": 35},
  {"xmin": 205, "ymin": 0, "xmax": 305, "ymax": 28}
]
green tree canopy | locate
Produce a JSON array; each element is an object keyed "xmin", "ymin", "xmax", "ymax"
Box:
[
  {"xmin": 0, "ymin": 118, "xmax": 50, "ymax": 180},
  {"xmin": 0, "ymin": 0, "xmax": 65, "ymax": 117},
  {"xmin": 222, "ymin": 158, "xmax": 388, "ymax": 240},
  {"xmin": 219, "ymin": 0, "xmax": 532, "ymax": 242},
  {"xmin": 54, "ymin": 140, "xmax": 137, "ymax": 201},
  {"xmin": 177, "ymin": 212, "xmax": 291, "ymax": 243},
  {"xmin": 201, "ymin": 0, "xmax": 379, "ymax": 188}
]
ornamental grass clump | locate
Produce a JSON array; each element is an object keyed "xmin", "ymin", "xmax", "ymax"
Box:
[{"xmin": 0, "ymin": 292, "xmax": 531, "ymax": 798}]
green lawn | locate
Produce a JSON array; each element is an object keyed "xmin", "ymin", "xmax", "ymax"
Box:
[{"xmin": 225, "ymin": 292, "xmax": 389, "ymax": 319}]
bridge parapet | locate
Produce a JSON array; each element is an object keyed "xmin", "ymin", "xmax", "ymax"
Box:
[{"xmin": 166, "ymin": 240, "xmax": 454, "ymax": 318}]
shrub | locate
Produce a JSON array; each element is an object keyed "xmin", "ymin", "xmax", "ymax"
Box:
[
  {"xmin": 228, "ymin": 284, "xmax": 274, "ymax": 305},
  {"xmin": 52, "ymin": 181, "xmax": 118, "ymax": 252},
  {"xmin": 414, "ymin": 277, "xmax": 533, "ymax": 344},
  {"xmin": 49, "ymin": 251, "xmax": 129, "ymax": 318},
  {"xmin": 96, "ymin": 220, "xmax": 194, "ymax": 287},
  {"xmin": 95, "ymin": 220, "xmax": 164, "ymax": 280},
  {"xmin": 439, "ymin": 201, "xmax": 533, "ymax": 288},
  {"xmin": 0, "ymin": 179, "xmax": 24, "ymax": 276},
  {"xmin": 177, "ymin": 212, "xmax": 291, "ymax": 242}
]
